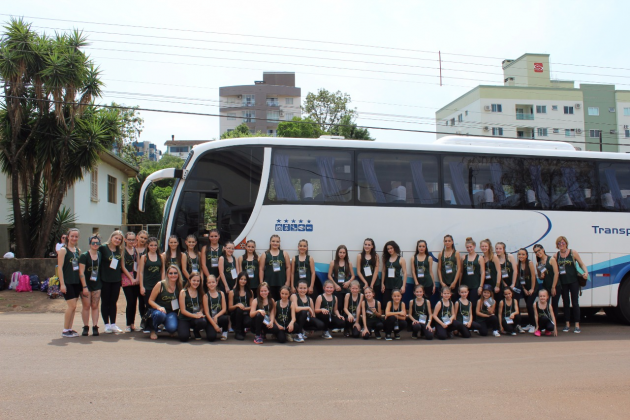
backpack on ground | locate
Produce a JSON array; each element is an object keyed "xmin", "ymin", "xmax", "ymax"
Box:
[
  {"xmin": 0, "ymin": 271, "xmax": 6, "ymax": 291},
  {"xmin": 9, "ymin": 272, "xmax": 21, "ymax": 290},
  {"xmin": 16, "ymin": 274, "xmax": 32, "ymax": 292},
  {"xmin": 29, "ymin": 275, "xmax": 40, "ymax": 291},
  {"xmin": 47, "ymin": 275, "xmax": 62, "ymax": 299},
  {"xmin": 40, "ymin": 278, "xmax": 49, "ymax": 293}
]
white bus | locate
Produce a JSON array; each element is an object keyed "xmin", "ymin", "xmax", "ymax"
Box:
[{"xmin": 140, "ymin": 136, "xmax": 630, "ymax": 323}]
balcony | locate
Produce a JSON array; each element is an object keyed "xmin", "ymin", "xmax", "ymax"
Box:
[
  {"xmin": 266, "ymin": 99, "xmax": 279, "ymax": 107},
  {"xmin": 516, "ymin": 113, "xmax": 534, "ymax": 120},
  {"xmin": 516, "ymin": 105, "xmax": 534, "ymax": 120}
]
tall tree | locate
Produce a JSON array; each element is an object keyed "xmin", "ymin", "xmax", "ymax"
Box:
[
  {"xmin": 330, "ymin": 114, "xmax": 373, "ymax": 140},
  {"xmin": 302, "ymin": 89, "xmax": 356, "ymax": 133},
  {"xmin": 276, "ymin": 116, "xmax": 323, "ymax": 138}
]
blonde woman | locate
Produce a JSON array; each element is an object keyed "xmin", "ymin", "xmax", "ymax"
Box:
[{"xmin": 99, "ymin": 230, "xmax": 124, "ymax": 334}]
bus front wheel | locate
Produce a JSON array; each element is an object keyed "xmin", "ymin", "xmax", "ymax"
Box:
[{"xmin": 616, "ymin": 277, "xmax": 630, "ymax": 325}]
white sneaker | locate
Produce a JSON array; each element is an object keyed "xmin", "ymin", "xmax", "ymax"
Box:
[
  {"xmin": 104, "ymin": 324, "xmax": 113, "ymax": 334},
  {"xmin": 295, "ymin": 333, "xmax": 305, "ymax": 343},
  {"xmin": 524, "ymin": 324, "xmax": 533, "ymax": 331},
  {"xmin": 516, "ymin": 325, "xmax": 524, "ymax": 334},
  {"xmin": 221, "ymin": 331, "xmax": 228, "ymax": 341},
  {"xmin": 286, "ymin": 333, "xmax": 294, "ymax": 342},
  {"xmin": 110, "ymin": 324, "xmax": 123, "ymax": 334},
  {"xmin": 528, "ymin": 326, "xmax": 536, "ymax": 334},
  {"xmin": 493, "ymin": 330, "xmax": 501, "ymax": 337}
]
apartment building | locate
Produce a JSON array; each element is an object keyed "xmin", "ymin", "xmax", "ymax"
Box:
[
  {"xmin": 132, "ymin": 141, "xmax": 159, "ymax": 162},
  {"xmin": 436, "ymin": 53, "xmax": 630, "ymax": 153},
  {"xmin": 219, "ymin": 72, "xmax": 301, "ymax": 137},
  {"xmin": 164, "ymin": 137, "xmax": 209, "ymax": 158}
]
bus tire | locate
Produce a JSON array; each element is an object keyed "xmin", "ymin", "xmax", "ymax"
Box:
[
  {"xmin": 580, "ymin": 307, "xmax": 599, "ymax": 321},
  {"xmin": 616, "ymin": 276, "xmax": 630, "ymax": 325}
]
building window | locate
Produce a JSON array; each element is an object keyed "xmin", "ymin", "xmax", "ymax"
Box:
[
  {"xmin": 267, "ymin": 111, "xmax": 280, "ymax": 122},
  {"xmin": 266, "ymin": 97, "xmax": 279, "ymax": 107},
  {"xmin": 169, "ymin": 146, "xmax": 189, "ymax": 153},
  {"xmin": 624, "ymin": 107, "xmax": 630, "ymax": 116},
  {"xmin": 284, "ymin": 112, "xmax": 294, "ymax": 121},
  {"xmin": 285, "ymin": 98, "xmax": 294, "ymax": 105},
  {"xmin": 492, "ymin": 127, "xmax": 503, "ymax": 136},
  {"xmin": 450, "ymin": 118, "xmax": 455, "ymax": 126},
  {"xmin": 609, "ymin": 107, "xmax": 616, "ymax": 113},
  {"xmin": 491, "ymin": 104, "xmax": 502, "ymax": 112},
  {"xmin": 107, "ymin": 175, "xmax": 117, "ymax": 204},
  {"xmin": 565, "ymin": 129, "xmax": 575, "ymax": 137},
  {"xmin": 227, "ymin": 113, "xmax": 236, "ymax": 120},
  {"xmin": 242, "ymin": 94, "xmax": 255, "ymax": 107},
  {"xmin": 537, "ymin": 128, "xmax": 548, "ymax": 137},
  {"xmin": 552, "ymin": 105, "xmax": 558, "ymax": 111},
  {"xmin": 536, "ymin": 105, "xmax": 547, "ymax": 114},
  {"xmin": 243, "ymin": 111, "xmax": 256, "ymax": 123},
  {"xmin": 457, "ymin": 114, "xmax": 463, "ymax": 122},
  {"xmin": 553, "ymin": 128, "xmax": 559, "ymax": 134},
  {"xmin": 564, "ymin": 106, "xmax": 574, "ymax": 115},
  {"xmin": 90, "ymin": 168, "xmax": 98, "ymax": 202},
  {"xmin": 588, "ymin": 107, "xmax": 599, "ymax": 116},
  {"xmin": 267, "ymin": 129, "xmax": 276, "ymax": 137},
  {"xmin": 465, "ymin": 110, "xmax": 468, "ymax": 116},
  {"xmin": 625, "ymin": 129, "xmax": 630, "ymax": 138},
  {"xmin": 589, "ymin": 129, "xmax": 601, "ymax": 138},
  {"xmin": 445, "ymin": 120, "xmax": 449, "ymax": 126}
]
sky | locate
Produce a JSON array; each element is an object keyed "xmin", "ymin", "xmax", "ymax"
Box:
[{"xmin": 7, "ymin": 0, "xmax": 630, "ymax": 151}]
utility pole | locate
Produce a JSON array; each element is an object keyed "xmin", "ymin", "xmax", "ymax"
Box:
[{"xmin": 599, "ymin": 130, "xmax": 603, "ymax": 152}]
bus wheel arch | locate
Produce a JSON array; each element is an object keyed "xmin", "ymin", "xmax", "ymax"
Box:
[{"xmin": 615, "ymin": 273, "xmax": 630, "ymax": 325}]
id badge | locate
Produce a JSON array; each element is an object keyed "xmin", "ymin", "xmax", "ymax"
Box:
[
  {"xmin": 246, "ymin": 268, "xmax": 254, "ymax": 278},
  {"xmin": 263, "ymin": 315, "xmax": 271, "ymax": 325},
  {"xmin": 462, "ymin": 315, "xmax": 470, "ymax": 324},
  {"xmin": 501, "ymin": 268, "xmax": 508, "ymax": 279},
  {"xmin": 394, "ymin": 321, "xmax": 400, "ymax": 331},
  {"xmin": 485, "ymin": 272, "xmax": 491, "ymax": 280},
  {"xmin": 89, "ymin": 270, "xmax": 97, "ymax": 281},
  {"xmin": 211, "ymin": 257, "xmax": 219, "ymax": 268},
  {"xmin": 299, "ymin": 268, "xmax": 307, "ymax": 279},
  {"xmin": 364, "ymin": 266, "xmax": 372, "ymax": 277},
  {"xmin": 442, "ymin": 316, "xmax": 452, "ymax": 325},
  {"xmin": 418, "ymin": 314, "xmax": 427, "ymax": 324},
  {"xmin": 192, "ymin": 263, "xmax": 199, "ymax": 273},
  {"xmin": 466, "ymin": 266, "xmax": 474, "ymax": 276},
  {"xmin": 513, "ymin": 287, "xmax": 522, "ymax": 294},
  {"xmin": 133, "ymin": 262, "xmax": 138, "ymax": 272},
  {"xmin": 272, "ymin": 261, "xmax": 281, "ymax": 272},
  {"xmin": 388, "ymin": 268, "xmax": 395, "ymax": 278},
  {"xmin": 338, "ymin": 271, "xmax": 345, "ymax": 282},
  {"xmin": 72, "ymin": 259, "xmax": 79, "ymax": 271},
  {"xmin": 171, "ymin": 299, "xmax": 179, "ymax": 310},
  {"xmin": 445, "ymin": 263, "xmax": 453, "ymax": 275},
  {"xmin": 519, "ymin": 277, "xmax": 526, "ymax": 286},
  {"xmin": 505, "ymin": 317, "xmax": 514, "ymax": 324},
  {"xmin": 417, "ymin": 267, "xmax": 425, "ymax": 278},
  {"xmin": 366, "ymin": 308, "xmax": 374, "ymax": 316},
  {"xmin": 211, "ymin": 309, "xmax": 217, "ymax": 317},
  {"xmin": 306, "ymin": 313, "xmax": 310, "ymax": 322},
  {"xmin": 192, "ymin": 304, "xmax": 200, "ymax": 313},
  {"xmin": 538, "ymin": 265, "xmax": 547, "ymax": 274},
  {"xmin": 484, "ymin": 299, "xmax": 493, "ymax": 308},
  {"xmin": 230, "ymin": 268, "xmax": 237, "ymax": 278},
  {"xmin": 559, "ymin": 265, "xmax": 566, "ymax": 275},
  {"xmin": 109, "ymin": 258, "xmax": 119, "ymax": 269}
]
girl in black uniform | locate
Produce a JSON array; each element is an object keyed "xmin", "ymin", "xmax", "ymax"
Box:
[
  {"xmin": 384, "ymin": 289, "xmax": 407, "ymax": 340},
  {"xmin": 433, "ymin": 287, "xmax": 465, "ymax": 340},
  {"xmin": 147, "ymin": 266, "xmax": 182, "ymax": 340},
  {"xmin": 99, "ymin": 230, "xmax": 125, "ymax": 334},
  {"xmin": 78, "ymin": 235, "xmax": 102, "ymax": 336},
  {"xmin": 356, "ymin": 238, "xmax": 380, "ymax": 300},
  {"xmin": 291, "ymin": 281, "xmax": 325, "ymax": 342},
  {"xmin": 259, "ymin": 235, "xmax": 291, "ymax": 301},
  {"xmin": 121, "ymin": 232, "xmax": 143, "ymax": 332},
  {"xmin": 273, "ymin": 286, "xmax": 296, "ymax": 343},
  {"xmin": 495, "ymin": 242, "xmax": 518, "ymax": 313},
  {"xmin": 480, "ymin": 239, "xmax": 502, "ymax": 300},
  {"xmin": 499, "ymin": 287, "xmax": 521, "ymax": 336},
  {"xmin": 250, "ymin": 282, "xmax": 276, "ymax": 344},
  {"xmin": 219, "ymin": 241, "xmax": 239, "ymax": 292},
  {"xmin": 556, "ymin": 236, "xmax": 588, "ymax": 333},
  {"xmin": 328, "ymin": 245, "xmax": 355, "ymax": 313},
  {"xmin": 382, "ymin": 241, "xmax": 407, "ymax": 304},
  {"xmin": 454, "ymin": 285, "xmax": 483, "ymax": 338},
  {"xmin": 533, "ymin": 244, "xmax": 560, "ymax": 321},
  {"xmin": 291, "ymin": 239, "xmax": 316, "ymax": 296},
  {"xmin": 139, "ymin": 238, "xmax": 166, "ymax": 334},
  {"xmin": 315, "ymin": 280, "xmax": 345, "ymax": 339},
  {"xmin": 534, "ymin": 288, "xmax": 557, "ymax": 337},
  {"xmin": 203, "ymin": 275, "xmax": 229, "ymax": 342},
  {"xmin": 437, "ymin": 235, "xmax": 462, "ymax": 302},
  {"xmin": 135, "ymin": 230, "xmax": 148, "ymax": 259},
  {"xmin": 360, "ymin": 287, "xmax": 384, "ymax": 340},
  {"xmin": 411, "ymin": 240, "xmax": 435, "ymax": 303},
  {"xmin": 181, "ymin": 235, "xmax": 201, "ymax": 285},
  {"xmin": 162, "ymin": 235, "xmax": 182, "ymax": 270},
  {"xmin": 476, "ymin": 285, "xmax": 501, "ymax": 337},
  {"xmin": 238, "ymin": 240, "xmax": 259, "ymax": 296},
  {"xmin": 409, "ymin": 285, "xmax": 433, "ymax": 340},
  {"xmin": 461, "ymin": 237, "xmax": 486, "ymax": 310},
  {"xmin": 201, "ymin": 229, "xmax": 223, "ymax": 281},
  {"xmin": 343, "ymin": 281, "xmax": 363, "ymax": 338},
  {"xmin": 229, "ymin": 272, "xmax": 252, "ymax": 341},
  {"xmin": 177, "ymin": 274, "xmax": 207, "ymax": 342},
  {"xmin": 516, "ymin": 248, "xmax": 537, "ymax": 333}
]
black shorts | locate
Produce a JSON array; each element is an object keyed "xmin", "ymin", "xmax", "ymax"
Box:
[{"xmin": 63, "ymin": 283, "xmax": 83, "ymax": 300}]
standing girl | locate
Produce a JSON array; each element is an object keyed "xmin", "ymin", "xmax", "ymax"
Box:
[
  {"xmin": 384, "ymin": 289, "xmax": 407, "ymax": 340},
  {"xmin": 121, "ymin": 232, "xmax": 143, "ymax": 332},
  {"xmin": 356, "ymin": 238, "xmax": 380, "ymax": 300},
  {"xmin": 480, "ymin": 239, "xmax": 502, "ymax": 300},
  {"xmin": 181, "ymin": 234, "xmax": 201, "ymax": 285},
  {"xmin": 437, "ymin": 235, "xmax": 462, "ymax": 301},
  {"xmin": 79, "ymin": 235, "xmax": 102, "ymax": 336},
  {"xmin": 162, "ymin": 235, "xmax": 182, "ymax": 270},
  {"xmin": 475, "ymin": 285, "xmax": 501, "ymax": 337},
  {"xmin": 411, "ymin": 240, "xmax": 434, "ymax": 302},
  {"xmin": 360, "ymin": 287, "xmax": 384, "ymax": 340},
  {"xmin": 291, "ymin": 239, "xmax": 316, "ymax": 296},
  {"xmin": 229, "ymin": 272, "xmax": 252, "ymax": 341},
  {"xmin": 533, "ymin": 244, "xmax": 560, "ymax": 321},
  {"xmin": 343, "ymin": 281, "xmax": 363, "ymax": 338},
  {"xmin": 315, "ymin": 280, "xmax": 345, "ymax": 339},
  {"xmin": 259, "ymin": 235, "xmax": 291, "ymax": 301},
  {"xmin": 433, "ymin": 287, "xmax": 465, "ymax": 340},
  {"xmin": 147, "ymin": 266, "xmax": 182, "ymax": 340},
  {"xmin": 555, "ymin": 236, "xmax": 588, "ymax": 333},
  {"xmin": 534, "ymin": 289, "xmax": 557, "ymax": 337},
  {"xmin": 381, "ymin": 241, "xmax": 407, "ymax": 303},
  {"xmin": 516, "ymin": 248, "xmax": 537, "ymax": 333},
  {"xmin": 249, "ymin": 282, "xmax": 276, "ymax": 344},
  {"xmin": 177, "ymin": 273, "xmax": 207, "ymax": 342},
  {"xmin": 495, "ymin": 242, "xmax": 517, "ymax": 303},
  {"xmin": 499, "ymin": 287, "xmax": 522, "ymax": 336},
  {"xmin": 139, "ymin": 237, "xmax": 166, "ymax": 332},
  {"xmin": 99, "ymin": 230, "xmax": 124, "ymax": 334},
  {"xmin": 201, "ymin": 229, "xmax": 223, "ymax": 281},
  {"xmin": 291, "ymin": 281, "xmax": 324, "ymax": 342},
  {"xmin": 328, "ymin": 245, "xmax": 355, "ymax": 312},
  {"xmin": 219, "ymin": 241, "xmax": 238, "ymax": 292},
  {"xmin": 461, "ymin": 237, "xmax": 486, "ymax": 309},
  {"xmin": 135, "ymin": 230, "xmax": 148, "ymax": 258},
  {"xmin": 238, "ymin": 240, "xmax": 260, "ymax": 296},
  {"xmin": 58, "ymin": 228, "xmax": 86, "ymax": 337},
  {"xmin": 273, "ymin": 286, "xmax": 296, "ymax": 343},
  {"xmin": 203, "ymin": 275, "xmax": 229, "ymax": 342},
  {"xmin": 408, "ymin": 285, "xmax": 433, "ymax": 340}
]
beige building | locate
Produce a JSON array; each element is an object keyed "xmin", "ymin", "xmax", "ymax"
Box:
[
  {"xmin": 219, "ymin": 72, "xmax": 301, "ymax": 137},
  {"xmin": 436, "ymin": 53, "xmax": 630, "ymax": 153},
  {"xmin": 165, "ymin": 137, "xmax": 209, "ymax": 158}
]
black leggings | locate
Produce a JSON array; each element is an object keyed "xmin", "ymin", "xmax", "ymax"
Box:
[
  {"xmin": 122, "ymin": 285, "xmax": 145, "ymax": 327},
  {"xmin": 333, "ymin": 290, "xmax": 346, "ymax": 312},
  {"xmin": 252, "ymin": 313, "xmax": 273, "ymax": 336},
  {"xmin": 344, "ymin": 316, "xmax": 361, "ymax": 338},
  {"xmin": 501, "ymin": 314, "xmax": 522, "ymax": 334},
  {"xmin": 269, "ymin": 286, "xmax": 282, "ymax": 302},
  {"xmin": 362, "ymin": 318, "xmax": 384, "ymax": 339},
  {"xmin": 101, "ymin": 281, "xmax": 121, "ymax": 325},
  {"xmin": 295, "ymin": 310, "xmax": 325, "ymax": 334},
  {"xmin": 178, "ymin": 317, "xmax": 208, "ymax": 342},
  {"xmin": 478, "ymin": 315, "xmax": 500, "ymax": 333},
  {"xmin": 230, "ymin": 308, "xmax": 252, "ymax": 334},
  {"xmin": 518, "ymin": 288, "xmax": 538, "ymax": 326},
  {"xmin": 551, "ymin": 290, "xmax": 561, "ymax": 321},
  {"xmin": 207, "ymin": 315, "xmax": 229, "ymax": 342},
  {"xmin": 384, "ymin": 316, "xmax": 407, "ymax": 335},
  {"xmin": 561, "ymin": 282, "xmax": 580, "ymax": 324},
  {"xmin": 435, "ymin": 319, "xmax": 466, "ymax": 340},
  {"xmin": 467, "ymin": 287, "xmax": 480, "ymax": 312},
  {"xmin": 538, "ymin": 316, "xmax": 555, "ymax": 332},
  {"xmin": 411, "ymin": 322, "xmax": 434, "ymax": 340},
  {"xmin": 316, "ymin": 313, "xmax": 345, "ymax": 331},
  {"xmin": 459, "ymin": 320, "xmax": 487, "ymax": 338}
]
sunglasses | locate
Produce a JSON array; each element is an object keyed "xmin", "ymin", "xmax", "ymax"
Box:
[{"xmin": 91, "ymin": 241, "xmax": 101, "ymax": 245}]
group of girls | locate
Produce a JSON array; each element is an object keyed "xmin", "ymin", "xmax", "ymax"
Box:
[{"xmin": 58, "ymin": 229, "xmax": 588, "ymax": 342}]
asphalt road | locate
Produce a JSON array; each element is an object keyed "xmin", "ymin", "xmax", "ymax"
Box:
[{"xmin": 1, "ymin": 313, "xmax": 629, "ymax": 419}]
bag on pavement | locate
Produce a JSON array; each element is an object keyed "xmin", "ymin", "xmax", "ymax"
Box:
[
  {"xmin": 29, "ymin": 275, "xmax": 40, "ymax": 291},
  {"xmin": 40, "ymin": 278, "xmax": 49, "ymax": 293},
  {"xmin": 16, "ymin": 274, "xmax": 32, "ymax": 292},
  {"xmin": 9, "ymin": 271, "xmax": 21, "ymax": 290},
  {"xmin": 47, "ymin": 275, "xmax": 62, "ymax": 299}
]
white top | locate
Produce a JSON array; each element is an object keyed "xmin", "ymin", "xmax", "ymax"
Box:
[{"xmin": 55, "ymin": 243, "xmax": 64, "ymax": 252}]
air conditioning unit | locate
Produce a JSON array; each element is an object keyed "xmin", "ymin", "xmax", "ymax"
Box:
[
  {"xmin": 237, "ymin": 95, "xmax": 242, "ymax": 99},
  {"xmin": 576, "ymin": 128, "xmax": 583, "ymax": 134},
  {"xmin": 610, "ymin": 130, "xmax": 617, "ymax": 134},
  {"xmin": 484, "ymin": 105, "xmax": 491, "ymax": 111},
  {"xmin": 624, "ymin": 125, "xmax": 629, "ymax": 129},
  {"xmin": 483, "ymin": 126, "xmax": 490, "ymax": 131},
  {"xmin": 575, "ymin": 103, "xmax": 581, "ymax": 109},
  {"xmin": 279, "ymin": 111, "xmax": 284, "ymax": 117}
]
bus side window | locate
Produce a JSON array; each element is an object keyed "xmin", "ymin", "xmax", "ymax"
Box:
[{"xmin": 599, "ymin": 162, "xmax": 630, "ymax": 212}]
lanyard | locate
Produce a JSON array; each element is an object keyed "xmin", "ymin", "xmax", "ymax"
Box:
[
  {"xmin": 441, "ymin": 302, "xmax": 451, "ymax": 318},
  {"xmin": 505, "ymin": 300, "xmax": 513, "ymax": 317},
  {"xmin": 279, "ymin": 302, "xmax": 289, "ymax": 326},
  {"xmin": 208, "ymin": 292, "xmax": 219, "ymax": 310},
  {"xmin": 324, "ymin": 296, "xmax": 334, "ymax": 312}
]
